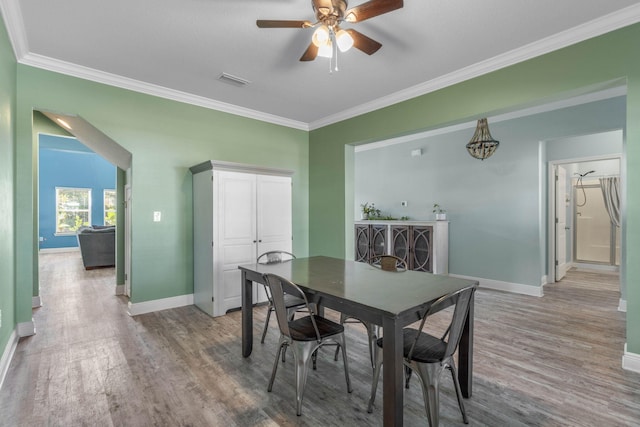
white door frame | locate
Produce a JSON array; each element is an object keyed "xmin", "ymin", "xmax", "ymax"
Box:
[
  {"xmin": 555, "ymin": 165, "xmax": 569, "ymax": 281},
  {"xmin": 547, "ymin": 154, "xmax": 622, "ymax": 283},
  {"xmin": 124, "ymin": 180, "xmax": 132, "ymax": 297}
]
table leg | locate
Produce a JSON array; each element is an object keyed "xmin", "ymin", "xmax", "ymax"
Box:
[
  {"xmin": 458, "ymin": 290, "xmax": 474, "ymax": 397},
  {"xmin": 382, "ymin": 316, "xmax": 403, "ymax": 426},
  {"xmin": 241, "ymin": 271, "xmax": 254, "ymax": 357}
]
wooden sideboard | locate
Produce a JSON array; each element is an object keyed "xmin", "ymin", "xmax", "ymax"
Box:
[{"xmin": 354, "ymin": 220, "xmax": 449, "ymax": 274}]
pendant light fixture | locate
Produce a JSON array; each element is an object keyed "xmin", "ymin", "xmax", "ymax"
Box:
[{"xmin": 466, "ymin": 118, "xmax": 499, "ymax": 160}]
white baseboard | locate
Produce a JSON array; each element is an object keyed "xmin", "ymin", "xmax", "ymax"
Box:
[
  {"xmin": 0, "ymin": 330, "xmax": 19, "ymax": 391},
  {"xmin": 115, "ymin": 284, "xmax": 125, "ymax": 295},
  {"xmin": 449, "ymin": 274, "xmax": 544, "ymax": 297},
  {"xmin": 127, "ymin": 294, "xmax": 194, "ymax": 316},
  {"xmin": 39, "ymin": 247, "xmax": 79, "ymax": 254},
  {"xmin": 32, "ymin": 295, "xmax": 42, "ymax": 308},
  {"xmin": 17, "ymin": 319, "xmax": 36, "ymax": 337},
  {"xmin": 619, "ymin": 299, "xmax": 627, "ymax": 312},
  {"xmin": 623, "ymin": 344, "xmax": 640, "ymax": 373}
]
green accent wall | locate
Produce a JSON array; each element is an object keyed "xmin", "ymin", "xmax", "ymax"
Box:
[
  {"xmin": 0, "ymin": 9, "xmax": 16, "ymax": 355},
  {"xmin": 309, "ymin": 24, "xmax": 640, "ymax": 354},
  {"xmin": 14, "ymin": 65, "xmax": 309, "ymax": 320}
]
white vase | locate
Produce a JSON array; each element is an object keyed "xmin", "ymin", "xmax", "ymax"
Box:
[{"xmin": 435, "ymin": 213, "xmax": 447, "ymax": 221}]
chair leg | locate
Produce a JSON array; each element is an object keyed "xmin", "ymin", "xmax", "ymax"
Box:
[
  {"xmin": 268, "ymin": 341, "xmax": 286, "ymax": 392},
  {"xmin": 366, "ymin": 323, "xmax": 378, "ymax": 370},
  {"xmin": 447, "ymin": 359, "xmax": 469, "ymax": 424},
  {"xmin": 413, "ymin": 361, "xmax": 444, "ymax": 427},
  {"xmin": 261, "ymin": 306, "xmax": 273, "ymax": 344},
  {"xmin": 292, "ymin": 341, "xmax": 316, "ymax": 416},
  {"xmin": 334, "ymin": 334, "xmax": 353, "ymax": 393},
  {"xmin": 334, "ymin": 312, "xmax": 347, "ymax": 361},
  {"xmin": 405, "ymin": 365, "xmax": 413, "ymax": 389},
  {"xmin": 367, "ymin": 344, "xmax": 383, "ymax": 413}
]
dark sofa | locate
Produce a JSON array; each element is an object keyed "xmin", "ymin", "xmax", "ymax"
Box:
[{"xmin": 76, "ymin": 225, "xmax": 116, "ymax": 270}]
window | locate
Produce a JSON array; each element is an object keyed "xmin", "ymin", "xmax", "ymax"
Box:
[
  {"xmin": 104, "ymin": 189, "xmax": 117, "ymax": 226},
  {"xmin": 56, "ymin": 187, "xmax": 91, "ymax": 234}
]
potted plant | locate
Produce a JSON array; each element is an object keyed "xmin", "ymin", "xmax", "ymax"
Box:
[
  {"xmin": 433, "ymin": 203, "xmax": 447, "ymax": 220},
  {"xmin": 360, "ymin": 202, "xmax": 381, "ymax": 220}
]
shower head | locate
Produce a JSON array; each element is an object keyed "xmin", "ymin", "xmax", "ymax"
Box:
[{"xmin": 578, "ymin": 170, "xmax": 596, "ymax": 177}]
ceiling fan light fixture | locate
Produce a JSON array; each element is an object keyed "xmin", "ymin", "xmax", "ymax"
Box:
[
  {"xmin": 318, "ymin": 42, "xmax": 333, "ymax": 58},
  {"xmin": 312, "ymin": 25, "xmax": 330, "ymax": 47},
  {"xmin": 336, "ymin": 29, "xmax": 354, "ymax": 52}
]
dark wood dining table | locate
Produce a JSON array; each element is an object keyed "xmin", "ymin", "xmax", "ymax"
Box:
[{"xmin": 238, "ymin": 256, "xmax": 477, "ymax": 426}]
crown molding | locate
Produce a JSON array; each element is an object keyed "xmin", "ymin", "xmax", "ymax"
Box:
[
  {"xmin": 3, "ymin": 0, "xmax": 640, "ymax": 131},
  {"xmin": 308, "ymin": 3, "xmax": 640, "ymax": 130},
  {"xmin": 19, "ymin": 53, "xmax": 309, "ymax": 131},
  {"xmin": 0, "ymin": 0, "xmax": 28, "ymax": 58}
]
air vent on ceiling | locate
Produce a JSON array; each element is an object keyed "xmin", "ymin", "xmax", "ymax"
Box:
[{"xmin": 217, "ymin": 72, "xmax": 251, "ymax": 87}]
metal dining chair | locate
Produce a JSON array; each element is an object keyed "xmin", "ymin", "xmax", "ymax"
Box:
[
  {"xmin": 263, "ymin": 273, "xmax": 353, "ymax": 416},
  {"xmin": 257, "ymin": 251, "xmax": 306, "ymax": 344},
  {"xmin": 334, "ymin": 255, "xmax": 407, "ymax": 369},
  {"xmin": 367, "ymin": 284, "xmax": 477, "ymax": 426}
]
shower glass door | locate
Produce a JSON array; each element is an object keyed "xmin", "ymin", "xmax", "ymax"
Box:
[{"xmin": 574, "ymin": 184, "xmax": 619, "ymax": 266}]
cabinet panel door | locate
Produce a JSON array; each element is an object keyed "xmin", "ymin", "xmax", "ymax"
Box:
[
  {"xmin": 411, "ymin": 226, "xmax": 433, "ymax": 272},
  {"xmin": 256, "ymin": 175, "xmax": 292, "ymax": 304},
  {"xmin": 391, "ymin": 225, "xmax": 410, "ymax": 267},
  {"xmin": 257, "ymin": 175, "xmax": 292, "ymax": 254},
  {"xmin": 355, "ymin": 225, "xmax": 370, "ymax": 261},
  {"xmin": 371, "ymin": 225, "xmax": 387, "ymax": 258},
  {"xmin": 216, "ymin": 171, "xmax": 257, "ymax": 314}
]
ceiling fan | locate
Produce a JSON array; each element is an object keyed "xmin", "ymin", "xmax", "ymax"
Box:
[{"xmin": 256, "ymin": 0, "xmax": 403, "ymax": 63}]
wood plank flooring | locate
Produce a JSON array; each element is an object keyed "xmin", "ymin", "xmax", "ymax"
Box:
[{"xmin": 1, "ymin": 253, "xmax": 639, "ymax": 426}]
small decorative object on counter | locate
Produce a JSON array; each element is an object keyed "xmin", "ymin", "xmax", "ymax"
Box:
[
  {"xmin": 433, "ymin": 203, "xmax": 447, "ymax": 221},
  {"xmin": 360, "ymin": 202, "xmax": 381, "ymax": 220}
]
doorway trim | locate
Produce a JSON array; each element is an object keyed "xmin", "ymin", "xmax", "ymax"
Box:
[{"xmin": 547, "ymin": 154, "xmax": 624, "ymax": 307}]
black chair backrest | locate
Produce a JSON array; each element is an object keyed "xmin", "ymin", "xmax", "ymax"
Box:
[
  {"xmin": 369, "ymin": 255, "xmax": 407, "ymax": 272},
  {"xmin": 263, "ymin": 273, "xmax": 320, "ymax": 341},
  {"xmin": 257, "ymin": 250, "xmax": 296, "ymax": 264},
  {"xmin": 407, "ymin": 285, "xmax": 477, "ymax": 361}
]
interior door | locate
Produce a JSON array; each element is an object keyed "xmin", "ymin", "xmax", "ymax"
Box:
[
  {"xmin": 216, "ymin": 171, "xmax": 257, "ymax": 315},
  {"xmin": 555, "ymin": 165, "xmax": 569, "ymax": 281}
]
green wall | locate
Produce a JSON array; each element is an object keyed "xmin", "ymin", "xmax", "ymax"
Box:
[
  {"xmin": 0, "ymin": 9, "xmax": 16, "ymax": 356},
  {"xmin": 14, "ymin": 66, "xmax": 309, "ymax": 325},
  {"xmin": 309, "ymin": 24, "xmax": 640, "ymax": 354}
]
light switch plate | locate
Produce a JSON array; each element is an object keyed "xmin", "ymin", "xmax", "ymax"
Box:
[{"xmin": 153, "ymin": 211, "xmax": 162, "ymax": 222}]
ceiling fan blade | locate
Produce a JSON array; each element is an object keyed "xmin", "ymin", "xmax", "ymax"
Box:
[
  {"xmin": 300, "ymin": 43, "xmax": 319, "ymax": 61},
  {"xmin": 256, "ymin": 20, "xmax": 313, "ymax": 28},
  {"xmin": 345, "ymin": 29, "xmax": 382, "ymax": 55},
  {"xmin": 344, "ymin": 0, "xmax": 403, "ymax": 23}
]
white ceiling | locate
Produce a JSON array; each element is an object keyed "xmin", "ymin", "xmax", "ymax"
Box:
[{"xmin": 2, "ymin": 0, "xmax": 640, "ymax": 130}]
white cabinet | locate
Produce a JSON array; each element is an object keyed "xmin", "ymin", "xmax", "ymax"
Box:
[{"xmin": 191, "ymin": 161, "xmax": 293, "ymax": 317}]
